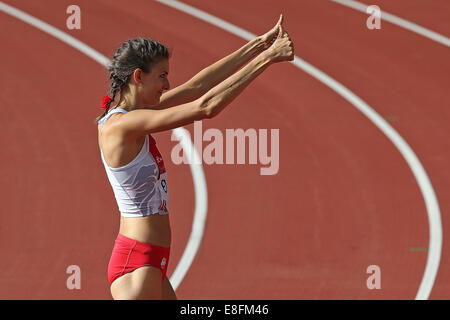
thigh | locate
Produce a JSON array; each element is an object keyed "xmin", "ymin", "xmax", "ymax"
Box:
[
  {"xmin": 162, "ymin": 276, "xmax": 177, "ymax": 300},
  {"xmin": 110, "ymin": 266, "xmax": 163, "ymax": 300}
]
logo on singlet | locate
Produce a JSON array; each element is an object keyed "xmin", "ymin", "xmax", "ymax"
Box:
[
  {"xmin": 159, "ymin": 200, "xmax": 168, "ymax": 212},
  {"xmin": 161, "ymin": 257, "xmax": 167, "ymax": 269},
  {"xmin": 161, "ymin": 179, "xmax": 168, "ymax": 193}
]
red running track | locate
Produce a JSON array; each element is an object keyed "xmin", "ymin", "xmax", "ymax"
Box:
[{"xmin": 0, "ymin": 0, "xmax": 448, "ymax": 299}]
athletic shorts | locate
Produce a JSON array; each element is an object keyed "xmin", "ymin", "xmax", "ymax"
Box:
[{"xmin": 107, "ymin": 233, "xmax": 170, "ymax": 285}]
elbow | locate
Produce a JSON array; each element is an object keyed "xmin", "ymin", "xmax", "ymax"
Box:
[
  {"xmin": 198, "ymin": 96, "xmax": 215, "ymax": 119},
  {"xmin": 201, "ymin": 105, "xmax": 215, "ymax": 120}
]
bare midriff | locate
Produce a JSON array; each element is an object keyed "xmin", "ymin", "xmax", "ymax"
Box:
[{"xmin": 119, "ymin": 214, "xmax": 171, "ymax": 248}]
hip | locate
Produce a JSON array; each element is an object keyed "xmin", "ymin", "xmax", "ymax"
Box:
[{"xmin": 108, "ymin": 233, "xmax": 171, "ymax": 285}]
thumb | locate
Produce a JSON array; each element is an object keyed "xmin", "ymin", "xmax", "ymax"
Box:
[
  {"xmin": 277, "ymin": 23, "xmax": 283, "ymax": 39},
  {"xmin": 276, "ymin": 13, "xmax": 283, "ymax": 28},
  {"xmin": 270, "ymin": 13, "xmax": 282, "ymax": 35}
]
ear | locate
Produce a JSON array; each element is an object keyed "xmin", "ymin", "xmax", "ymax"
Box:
[{"xmin": 133, "ymin": 68, "xmax": 144, "ymax": 85}]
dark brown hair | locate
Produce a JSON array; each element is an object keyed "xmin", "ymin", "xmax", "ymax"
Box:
[{"xmin": 94, "ymin": 37, "xmax": 171, "ymax": 124}]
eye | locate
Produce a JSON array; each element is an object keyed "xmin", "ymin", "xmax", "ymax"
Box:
[{"xmin": 160, "ymin": 74, "xmax": 166, "ymax": 78}]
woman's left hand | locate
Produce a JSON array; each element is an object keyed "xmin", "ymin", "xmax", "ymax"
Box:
[{"xmin": 257, "ymin": 13, "xmax": 284, "ymax": 50}]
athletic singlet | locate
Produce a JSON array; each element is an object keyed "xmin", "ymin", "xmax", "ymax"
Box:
[{"xmin": 98, "ymin": 106, "xmax": 169, "ymax": 217}]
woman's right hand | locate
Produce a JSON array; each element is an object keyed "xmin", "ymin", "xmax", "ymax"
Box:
[{"xmin": 266, "ymin": 22, "xmax": 295, "ymax": 63}]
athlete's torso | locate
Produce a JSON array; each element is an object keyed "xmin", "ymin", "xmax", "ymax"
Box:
[{"xmin": 98, "ymin": 106, "xmax": 171, "ymax": 247}]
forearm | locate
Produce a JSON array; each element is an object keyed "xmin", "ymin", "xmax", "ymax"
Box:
[
  {"xmin": 200, "ymin": 52, "xmax": 272, "ymax": 118},
  {"xmin": 190, "ymin": 37, "xmax": 266, "ymax": 95}
]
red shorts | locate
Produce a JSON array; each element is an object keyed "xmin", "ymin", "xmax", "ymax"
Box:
[{"xmin": 107, "ymin": 233, "xmax": 170, "ymax": 285}]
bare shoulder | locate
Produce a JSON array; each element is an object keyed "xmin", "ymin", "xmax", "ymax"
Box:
[
  {"xmin": 98, "ymin": 113, "xmax": 121, "ymax": 139},
  {"xmin": 98, "ymin": 113, "xmax": 137, "ymax": 148},
  {"xmin": 101, "ymin": 112, "xmax": 141, "ymax": 137},
  {"xmin": 98, "ymin": 113, "xmax": 148, "ymax": 168}
]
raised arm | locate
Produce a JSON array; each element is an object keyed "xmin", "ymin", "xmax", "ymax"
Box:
[
  {"xmin": 118, "ymin": 24, "xmax": 294, "ymax": 137},
  {"xmin": 188, "ymin": 38, "xmax": 266, "ymax": 93},
  {"xmin": 200, "ymin": 21, "xmax": 294, "ymax": 119},
  {"xmin": 153, "ymin": 15, "xmax": 284, "ymax": 109}
]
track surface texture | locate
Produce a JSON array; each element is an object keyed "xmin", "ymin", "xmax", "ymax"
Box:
[{"xmin": 0, "ymin": 0, "xmax": 448, "ymax": 299}]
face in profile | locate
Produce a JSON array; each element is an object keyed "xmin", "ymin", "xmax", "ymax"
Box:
[{"xmin": 140, "ymin": 58, "xmax": 170, "ymax": 106}]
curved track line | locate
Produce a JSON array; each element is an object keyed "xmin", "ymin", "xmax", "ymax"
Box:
[
  {"xmin": 0, "ymin": 1, "xmax": 208, "ymax": 292},
  {"xmin": 329, "ymin": 0, "xmax": 450, "ymax": 47},
  {"xmin": 170, "ymin": 128, "xmax": 208, "ymax": 290},
  {"xmin": 154, "ymin": 0, "xmax": 443, "ymax": 300}
]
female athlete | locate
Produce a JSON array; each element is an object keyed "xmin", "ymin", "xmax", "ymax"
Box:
[{"xmin": 96, "ymin": 14, "xmax": 294, "ymax": 300}]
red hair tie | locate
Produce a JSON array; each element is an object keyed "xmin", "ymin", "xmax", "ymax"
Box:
[{"xmin": 101, "ymin": 95, "xmax": 113, "ymax": 110}]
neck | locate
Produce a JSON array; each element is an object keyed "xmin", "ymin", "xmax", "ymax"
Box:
[{"xmin": 117, "ymin": 89, "xmax": 145, "ymax": 111}]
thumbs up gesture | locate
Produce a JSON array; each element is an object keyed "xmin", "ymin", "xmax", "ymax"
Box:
[
  {"xmin": 269, "ymin": 16, "xmax": 296, "ymax": 63},
  {"xmin": 258, "ymin": 14, "xmax": 284, "ymax": 49}
]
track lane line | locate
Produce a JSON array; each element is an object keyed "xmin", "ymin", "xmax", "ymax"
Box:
[
  {"xmin": 154, "ymin": 0, "xmax": 443, "ymax": 300},
  {"xmin": 0, "ymin": 0, "xmax": 208, "ymax": 292},
  {"xmin": 329, "ymin": 0, "xmax": 450, "ymax": 47}
]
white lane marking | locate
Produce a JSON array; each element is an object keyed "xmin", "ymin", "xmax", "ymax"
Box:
[
  {"xmin": 170, "ymin": 128, "xmax": 208, "ymax": 290},
  {"xmin": 0, "ymin": 2, "xmax": 109, "ymax": 66},
  {"xmin": 155, "ymin": 0, "xmax": 443, "ymax": 300},
  {"xmin": 0, "ymin": 1, "xmax": 208, "ymax": 292},
  {"xmin": 329, "ymin": 0, "xmax": 450, "ymax": 47}
]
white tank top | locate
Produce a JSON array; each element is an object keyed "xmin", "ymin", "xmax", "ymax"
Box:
[{"xmin": 98, "ymin": 106, "xmax": 169, "ymax": 217}]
